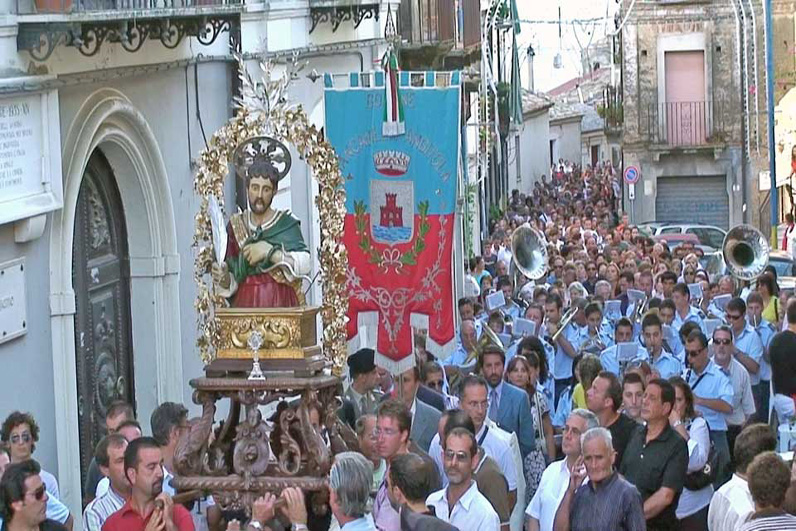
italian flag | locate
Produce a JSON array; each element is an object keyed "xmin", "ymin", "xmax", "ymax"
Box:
[{"xmin": 382, "ymin": 49, "xmax": 405, "ymax": 136}]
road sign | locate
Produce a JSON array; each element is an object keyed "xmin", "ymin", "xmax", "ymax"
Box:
[
  {"xmin": 628, "ymin": 183, "xmax": 636, "ymax": 200},
  {"xmin": 624, "ymin": 166, "xmax": 641, "ymax": 185}
]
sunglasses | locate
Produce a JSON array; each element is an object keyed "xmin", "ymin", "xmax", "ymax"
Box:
[
  {"xmin": 27, "ymin": 485, "xmax": 45, "ymax": 501},
  {"xmin": 10, "ymin": 433, "xmax": 32, "ymax": 445},
  {"xmin": 713, "ymin": 338, "xmax": 732, "ymax": 346},
  {"xmin": 444, "ymin": 450, "xmax": 471, "ymax": 462},
  {"xmin": 726, "ymin": 314, "xmax": 743, "ymax": 321},
  {"xmin": 686, "ymin": 348, "xmax": 705, "ymax": 358}
]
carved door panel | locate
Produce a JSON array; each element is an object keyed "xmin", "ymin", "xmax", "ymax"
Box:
[{"xmin": 72, "ymin": 150, "xmax": 135, "ymax": 495}]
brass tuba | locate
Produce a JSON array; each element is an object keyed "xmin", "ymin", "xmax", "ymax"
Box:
[
  {"xmin": 722, "ymin": 224, "xmax": 770, "ymax": 281},
  {"xmin": 511, "ymin": 224, "xmax": 549, "ymax": 281}
]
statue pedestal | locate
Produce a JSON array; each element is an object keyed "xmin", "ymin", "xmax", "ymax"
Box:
[
  {"xmin": 172, "ymin": 375, "xmax": 358, "ymax": 516},
  {"xmin": 205, "ymin": 306, "xmax": 326, "ymax": 377}
]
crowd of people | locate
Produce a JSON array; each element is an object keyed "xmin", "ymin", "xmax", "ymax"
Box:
[{"xmin": 2, "ymin": 160, "xmax": 796, "ymax": 531}]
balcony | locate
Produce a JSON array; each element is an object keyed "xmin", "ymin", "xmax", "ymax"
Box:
[
  {"xmin": 397, "ymin": 0, "xmax": 479, "ymax": 69},
  {"xmin": 308, "ymin": 0, "xmax": 380, "ymax": 34},
  {"xmin": 17, "ymin": 0, "xmax": 243, "ymax": 60},
  {"xmin": 641, "ymin": 101, "xmax": 730, "ymax": 148}
]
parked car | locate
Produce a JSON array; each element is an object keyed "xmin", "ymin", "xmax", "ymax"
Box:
[
  {"xmin": 767, "ymin": 250, "xmax": 796, "ymax": 292},
  {"xmin": 640, "ymin": 222, "xmax": 727, "ymax": 251},
  {"xmin": 653, "ymin": 233, "xmax": 713, "ymax": 255}
]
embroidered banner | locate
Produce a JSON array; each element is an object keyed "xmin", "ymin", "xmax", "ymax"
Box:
[{"xmin": 324, "ymin": 71, "xmax": 461, "ymax": 373}]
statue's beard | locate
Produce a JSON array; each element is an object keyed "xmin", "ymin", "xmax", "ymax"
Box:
[{"xmin": 251, "ymin": 198, "xmax": 269, "ymax": 214}]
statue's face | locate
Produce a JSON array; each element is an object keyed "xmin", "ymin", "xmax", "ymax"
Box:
[{"xmin": 248, "ymin": 175, "xmax": 275, "ymax": 214}]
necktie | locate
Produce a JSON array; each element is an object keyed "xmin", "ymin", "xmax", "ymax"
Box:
[{"xmin": 488, "ymin": 389, "xmax": 499, "ymax": 421}]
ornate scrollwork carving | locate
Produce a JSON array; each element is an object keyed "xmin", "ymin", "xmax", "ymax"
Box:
[
  {"xmin": 308, "ymin": 3, "xmax": 379, "ymax": 34},
  {"xmin": 174, "ymin": 392, "xmax": 216, "ymax": 476},
  {"xmin": 226, "ymin": 317, "xmax": 299, "ymax": 350},
  {"xmin": 19, "ymin": 14, "xmax": 236, "ymax": 62},
  {"xmin": 298, "ymin": 390, "xmax": 331, "ymax": 476},
  {"xmin": 232, "ymin": 407, "xmax": 270, "ymax": 476},
  {"xmin": 274, "ymin": 404, "xmax": 302, "ymax": 476}
]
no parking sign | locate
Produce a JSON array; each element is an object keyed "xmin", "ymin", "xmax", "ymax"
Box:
[{"xmin": 624, "ymin": 166, "xmax": 641, "ymax": 185}]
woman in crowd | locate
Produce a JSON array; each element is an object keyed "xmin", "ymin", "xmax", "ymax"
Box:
[{"xmin": 670, "ymin": 376, "xmax": 713, "ymax": 531}]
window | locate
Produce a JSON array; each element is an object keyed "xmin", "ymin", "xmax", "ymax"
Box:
[
  {"xmin": 686, "ymin": 228, "xmax": 725, "ymax": 249},
  {"xmin": 659, "ymin": 227, "xmax": 682, "ymax": 235}
]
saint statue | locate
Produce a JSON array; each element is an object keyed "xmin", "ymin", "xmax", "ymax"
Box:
[{"xmin": 211, "ymin": 136, "xmax": 311, "ymax": 308}]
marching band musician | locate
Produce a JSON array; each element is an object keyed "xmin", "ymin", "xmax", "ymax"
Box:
[
  {"xmin": 544, "ymin": 294, "xmax": 581, "ymax": 409},
  {"xmin": 672, "ymin": 282, "xmax": 707, "ymax": 335},
  {"xmin": 642, "ymin": 313, "xmax": 682, "ymax": 380},
  {"xmin": 579, "ymin": 303, "xmax": 614, "ymax": 355},
  {"xmin": 746, "ymin": 292, "xmax": 776, "ymax": 423},
  {"xmin": 600, "ymin": 318, "xmax": 649, "ymax": 377}
]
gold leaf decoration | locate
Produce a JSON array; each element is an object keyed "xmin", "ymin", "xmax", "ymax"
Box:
[{"xmin": 192, "ymin": 55, "xmax": 349, "ymax": 375}]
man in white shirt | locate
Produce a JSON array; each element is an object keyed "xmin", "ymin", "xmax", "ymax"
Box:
[
  {"xmin": 525, "ymin": 409, "xmax": 598, "ymax": 531},
  {"xmin": 711, "ymin": 326, "xmax": 756, "ymax": 457},
  {"xmin": 707, "ymin": 423, "xmax": 777, "ymax": 531},
  {"xmin": 426, "ymin": 427, "xmax": 500, "ymax": 531}
]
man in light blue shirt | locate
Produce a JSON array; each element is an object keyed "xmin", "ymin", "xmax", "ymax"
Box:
[
  {"xmin": 443, "ymin": 319, "xmax": 477, "ymax": 368},
  {"xmin": 545, "ymin": 294, "xmax": 580, "ymax": 408},
  {"xmin": 725, "ymin": 297, "xmax": 763, "ymax": 386},
  {"xmin": 671, "ymin": 282, "xmax": 707, "ymax": 334},
  {"xmin": 747, "ymin": 291, "xmax": 777, "ymax": 423},
  {"xmin": 600, "ymin": 318, "xmax": 648, "ymax": 377},
  {"xmin": 642, "ymin": 313, "xmax": 682, "ymax": 380},
  {"xmin": 684, "ymin": 329, "xmax": 733, "ymax": 489},
  {"xmin": 497, "ymin": 275, "xmax": 522, "ymax": 323},
  {"xmin": 658, "ymin": 299, "xmax": 685, "ymax": 360}
]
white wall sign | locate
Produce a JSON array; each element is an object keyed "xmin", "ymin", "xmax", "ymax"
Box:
[
  {"xmin": 0, "ymin": 258, "xmax": 27, "ymax": 344},
  {"xmin": 0, "ymin": 89, "xmax": 63, "ymax": 226}
]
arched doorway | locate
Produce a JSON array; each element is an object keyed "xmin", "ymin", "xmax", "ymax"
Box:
[{"xmin": 71, "ymin": 149, "xmax": 135, "ymax": 492}]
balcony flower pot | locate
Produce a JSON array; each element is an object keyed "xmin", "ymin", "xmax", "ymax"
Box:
[{"xmin": 35, "ymin": 0, "xmax": 72, "ymax": 12}]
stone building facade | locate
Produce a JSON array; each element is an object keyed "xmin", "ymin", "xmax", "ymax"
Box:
[{"xmin": 620, "ymin": 1, "xmax": 749, "ymax": 228}]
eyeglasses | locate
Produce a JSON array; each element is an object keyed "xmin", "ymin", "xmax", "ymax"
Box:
[
  {"xmin": 10, "ymin": 433, "xmax": 31, "ymax": 445},
  {"xmin": 686, "ymin": 348, "xmax": 705, "ymax": 358},
  {"xmin": 375, "ymin": 427, "xmax": 398, "ymax": 437},
  {"xmin": 443, "ymin": 450, "xmax": 471, "ymax": 462},
  {"xmin": 726, "ymin": 314, "xmax": 743, "ymax": 321},
  {"xmin": 713, "ymin": 338, "xmax": 732, "ymax": 346},
  {"xmin": 27, "ymin": 486, "xmax": 45, "ymax": 501}
]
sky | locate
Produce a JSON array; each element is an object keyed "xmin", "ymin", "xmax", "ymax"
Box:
[{"xmin": 514, "ymin": 0, "xmax": 620, "ymax": 93}]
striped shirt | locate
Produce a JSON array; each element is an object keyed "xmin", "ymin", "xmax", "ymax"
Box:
[
  {"xmin": 82, "ymin": 485, "xmax": 125, "ymax": 531},
  {"xmin": 739, "ymin": 511, "xmax": 796, "ymax": 530}
]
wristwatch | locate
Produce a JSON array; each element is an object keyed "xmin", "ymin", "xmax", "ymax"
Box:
[
  {"xmin": 249, "ymin": 522, "xmax": 263, "ymax": 530},
  {"xmin": 672, "ymin": 420, "xmax": 683, "ymax": 428},
  {"xmin": 291, "ymin": 525, "xmax": 309, "ymax": 531}
]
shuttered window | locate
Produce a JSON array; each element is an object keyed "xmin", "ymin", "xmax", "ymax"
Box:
[{"xmin": 655, "ymin": 176, "xmax": 729, "ymax": 229}]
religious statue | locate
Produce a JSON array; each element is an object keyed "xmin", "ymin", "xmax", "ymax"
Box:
[{"xmin": 211, "ymin": 136, "xmax": 311, "ymax": 308}]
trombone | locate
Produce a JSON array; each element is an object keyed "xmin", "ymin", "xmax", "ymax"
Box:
[{"xmin": 550, "ymin": 307, "xmax": 578, "ymax": 343}]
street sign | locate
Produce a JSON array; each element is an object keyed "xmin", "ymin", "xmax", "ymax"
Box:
[
  {"xmin": 624, "ymin": 166, "xmax": 641, "ymax": 185},
  {"xmin": 628, "ymin": 183, "xmax": 636, "ymax": 200}
]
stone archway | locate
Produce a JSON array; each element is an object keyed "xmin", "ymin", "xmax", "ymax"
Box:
[{"xmin": 49, "ymin": 88, "xmax": 182, "ymax": 513}]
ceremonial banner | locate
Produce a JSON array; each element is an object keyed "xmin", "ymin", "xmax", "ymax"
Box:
[{"xmin": 324, "ymin": 71, "xmax": 461, "ymax": 373}]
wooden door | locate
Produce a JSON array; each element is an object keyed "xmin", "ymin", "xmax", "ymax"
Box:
[{"xmin": 72, "ymin": 150, "xmax": 135, "ymax": 496}]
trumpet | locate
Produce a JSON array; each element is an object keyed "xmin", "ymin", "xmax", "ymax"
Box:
[{"xmin": 551, "ymin": 307, "xmax": 578, "ymax": 343}]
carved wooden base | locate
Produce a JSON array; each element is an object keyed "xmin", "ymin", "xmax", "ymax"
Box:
[{"xmin": 173, "ymin": 375, "xmax": 360, "ymax": 516}]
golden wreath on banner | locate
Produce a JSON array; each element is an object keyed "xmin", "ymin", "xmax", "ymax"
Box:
[{"xmin": 192, "ymin": 54, "xmax": 348, "ymax": 376}]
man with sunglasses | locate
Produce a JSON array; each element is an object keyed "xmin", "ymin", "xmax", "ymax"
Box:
[
  {"xmin": 724, "ymin": 298, "xmax": 762, "ymax": 381},
  {"xmin": 0, "ymin": 460, "xmax": 66, "ymax": 531},
  {"xmin": 685, "ymin": 329, "xmax": 733, "ymax": 489},
  {"xmin": 426, "ymin": 427, "xmax": 500, "ymax": 530},
  {"xmin": 712, "ymin": 326, "xmax": 756, "ymax": 462}
]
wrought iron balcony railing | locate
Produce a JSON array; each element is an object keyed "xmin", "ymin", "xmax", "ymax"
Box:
[
  {"xmin": 308, "ymin": 0, "xmax": 380, "ymax": 34},
  {"xmin": 642, "ymin": 101, "xmax": 729, "ymax": 147},
  {"xmin": 17, "ymin": 0, "xmax": 243, "ymax": 60}
]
